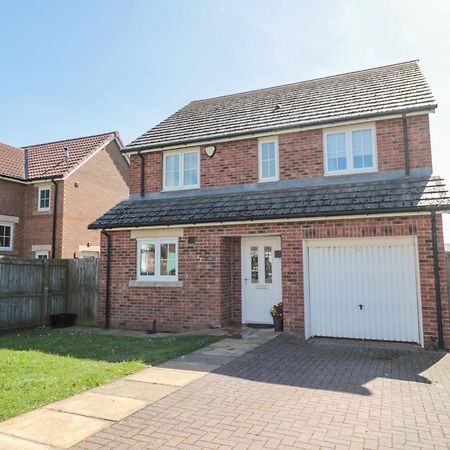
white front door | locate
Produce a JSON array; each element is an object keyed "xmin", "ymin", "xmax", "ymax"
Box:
[{"xmin": 242, "ymin": 236, "xmax": 282, "ymax": 324}]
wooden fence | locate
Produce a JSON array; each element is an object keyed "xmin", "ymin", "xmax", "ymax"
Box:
[{"xmin": 0, "ymin": 257, "xmax": 98, "ymax": 331}]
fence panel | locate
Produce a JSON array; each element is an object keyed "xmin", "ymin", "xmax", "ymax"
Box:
[
  {"xmin": 67, "ymin": 258, "xmax": 98, "ymax": 326},
  {"xmin": 0, "ymin": 257, "xmax": 98, "ymax": 330}
]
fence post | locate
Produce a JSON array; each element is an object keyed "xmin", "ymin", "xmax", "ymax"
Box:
[{"xmin": 41, "ymin": 259, "xmax": 49, "ymax": 324}]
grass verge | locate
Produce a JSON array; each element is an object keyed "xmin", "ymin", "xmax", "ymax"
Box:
[{"xmin": 0, "ymin": 328, "xmax": 222, "ymax": 421}]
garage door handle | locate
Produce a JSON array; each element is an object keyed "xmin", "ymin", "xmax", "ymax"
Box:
[{"xmin": 359, "ymin": 304, "xmax": 363, "ymax": 310}]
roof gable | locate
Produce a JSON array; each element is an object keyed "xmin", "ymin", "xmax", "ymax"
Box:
[
  {"xmin": 126, "ymin": 61, "xmax": 436, "ymax": 151},
  {"xmin": 0, "ymin": 132, "xmax": 119, "ymax": 181}
]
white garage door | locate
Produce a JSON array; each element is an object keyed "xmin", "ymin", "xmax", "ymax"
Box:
[{"xmin": 305, "ymin": 237, "xmax": 421, "ymax": 344}]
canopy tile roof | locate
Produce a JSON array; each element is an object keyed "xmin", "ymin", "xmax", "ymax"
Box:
[
  {"xmin": 126, "ymin": 60, "xmax": 436, "ymax": 151},
  {"xmin": 89, "ymin": 176, "xmax": 450, "ymax": 230}
]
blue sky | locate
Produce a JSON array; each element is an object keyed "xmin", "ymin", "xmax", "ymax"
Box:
[{"xmin": 2, "ymin": 0, "xmax": 450, "ymax": 240}]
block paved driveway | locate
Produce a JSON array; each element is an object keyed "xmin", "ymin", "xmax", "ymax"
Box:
[{"xmin": 76, "ymin": 336, "xmax": 450, "ymax": 449}]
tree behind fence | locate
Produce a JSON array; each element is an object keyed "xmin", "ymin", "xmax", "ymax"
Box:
[{"xmin": 0, "ymin": 257, "xmax": 98, "ymax": 330}]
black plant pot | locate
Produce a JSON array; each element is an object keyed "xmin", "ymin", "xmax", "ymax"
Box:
[
  {"xmin": 273, "ymin": 316, "xmax": 283, "ymax": 332},
  {"xmin": 49, "ymin": 313, "xmax": 77, "ymax": 328}
]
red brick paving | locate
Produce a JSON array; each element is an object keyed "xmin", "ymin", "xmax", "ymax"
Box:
[{"xmin": 75, "ymin": 336, "xmax": 450, "ymax": 449}]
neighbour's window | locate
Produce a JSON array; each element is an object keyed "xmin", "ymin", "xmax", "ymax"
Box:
[
  {"xmin": 137, "ymin": 238, "xmax": 178, "ymax": 281},
  {"xmin": 0, "ymin": 223, "xmax": 13, "ymax": 251},
  {"xmin": 258, "ymin": 137, "xmax": 278, "ymax": 182},
  {"xmin": 35, "ymin": 250, "xmax": 49, "ymax": 259},
  {"xmin": 324, "ymin": 126, "xmax": 376, "ymax": 174},
  {"xmin": 163, "ymin": 149, "xmax": 200, "ymax": 190},
  {"xmin": 38, "ymin": 187, "xmax": 51, "ymax": 211}
]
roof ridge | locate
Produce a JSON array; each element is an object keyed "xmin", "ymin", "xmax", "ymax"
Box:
[
  {"xmin": 190, "ymin": 60, "xmax": 421, "ymax": 104},
  {"xmin": 22, "ymin": 131, "xmax": 118, "ymax": 148}
]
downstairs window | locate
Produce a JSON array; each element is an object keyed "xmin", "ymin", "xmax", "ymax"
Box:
[
  {"xmin": 0, "ymin": 223, "xmax": 13, "ymax": 251},
  {"xmin": 137, "ymin": 238, "xmax": 178, "ymax": 281}
]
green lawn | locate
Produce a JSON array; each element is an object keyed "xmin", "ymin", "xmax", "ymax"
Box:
[{"xmin": 0, "ymin": 328, "xmax": 222, "ymax": 421}]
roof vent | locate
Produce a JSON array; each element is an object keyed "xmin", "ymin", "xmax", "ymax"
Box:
[
  {"xmin": 274, "ymin": 103, "xmax": 281, "ymax": 111},
  {"xmin": 63, "ymin": 147, "xmax": 70, "ymax": 163}
]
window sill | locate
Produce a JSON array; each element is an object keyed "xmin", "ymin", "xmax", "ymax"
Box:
[
  {"xmin": 161, "ymin": 186, "xmax": 200, "ymax": 193},
  {"xmin": 324, "ymin": 168, "xmax": 378, "ymax": 177},
  {"xmin": 129, "ymin": 280, "xmax": 183, "ymax": 288}
]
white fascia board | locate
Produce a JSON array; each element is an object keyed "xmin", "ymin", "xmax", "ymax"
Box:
[{"xmin": 62, "ymin": 136, "xmax": 122, "ymax": 181}]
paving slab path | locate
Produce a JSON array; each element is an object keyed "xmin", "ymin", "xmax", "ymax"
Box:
[{"xmin": 0, "ymin": 327, "xmax": 276, "ymax": 449}]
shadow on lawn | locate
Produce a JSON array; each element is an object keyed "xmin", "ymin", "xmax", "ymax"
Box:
[
  {"xmin": 0, "ymin": 328, "xmax": 220, "ymax": 366},
  {"xmin": 215, "ymin": 334, "xmax": 447, "ymax": 396}
]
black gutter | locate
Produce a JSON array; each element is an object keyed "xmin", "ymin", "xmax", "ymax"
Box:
[
  {"xmin": 24, "ymin": 149, "xmax": 29, "ymax": 179},
  {"xmin": 51, "ymin": 179, "xmax": 59, "ymax": 259},
  {"xmin": 138, "ymin": 152, "xmax": 145, "ymax": 197},
  {"xmin": 431, "ymin": 210, "xmax": 444, "ymax": 349},
  {"xmin": 121, "ymin": 105, "xmax": 437, "ymax": 154},
  {"xmin": 88, "ymin": 205, "xmax": 450, "ymax": 230},
  {"xmin": 402, "ymin": 113, "xmax": 411, "ymax": 176},
  {"xmin": 101, "ymin": 230, "xmax": 112, "ymax": 329}
]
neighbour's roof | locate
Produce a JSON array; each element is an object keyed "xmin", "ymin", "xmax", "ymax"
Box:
[
  {"xmin": 125, "ymin": 60, "xmax": 436, "ymax": 151},
  {"xmin": 0, "ymin": 132, "xmax": 119, "ymax": 181},
  {"xmin": 89, "ymin": 176, "xmax": 450, "ymax": 229},
  {"xmin": 0, "ymin": 142, "xmax": 25, "ymax": 179}
]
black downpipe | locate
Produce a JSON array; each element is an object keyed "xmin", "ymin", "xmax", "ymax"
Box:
[
  {"xmin": 101, "ymin": 230, "xmax": 112, "ymax": 329},
  {"xmin": 138, "ymin": 152, "xmax": 145, "ymax": 197},
  {"xmin": 431, "ymin": 210, "xmax": 444, "ymax": 349},
  {"xmin": 402, "ymin": 113, "xmax": 411, "ymax": 176},
  {"xmin": 51, "ymin": 179, "xmax": 59, "ymax": 259}
]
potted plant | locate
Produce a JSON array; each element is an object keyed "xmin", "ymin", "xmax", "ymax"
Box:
[{"xmin": 270, "ymin": 301, "xmax": 283, "ymax": 331}]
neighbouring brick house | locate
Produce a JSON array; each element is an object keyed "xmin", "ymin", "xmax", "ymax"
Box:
[
  {"xmin": 0, "ymin": 132, "xmax": 129, "ymax": 259},
  {"xmin": 91, "ymin": 61, "xmax": 450, "ymax": 349}
]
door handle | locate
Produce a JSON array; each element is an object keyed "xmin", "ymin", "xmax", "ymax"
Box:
[{"xmin": 358, "ymin": 304, "xmax": 363, "ymax": 310}]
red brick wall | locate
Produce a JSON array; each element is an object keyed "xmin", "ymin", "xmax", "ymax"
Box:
[
  {"xmin": 0, "ymin": 178, "xmax": 25, "ymax": 256},
  {"xmin": 99, "ymin": 214, "xmax": 449, "ymax": 349},
  {"xmin": 377, "ymin": 114, "xmax": 432, "ymax": 171},
  {"xmin": 129, "ymin": 114, "xmax": 433, "ymax": 195},
  {"xmin": 61, "ymin": 140, "xmax": 129, "ymax": 258},
  {"xmin": 21, "ymin": 182, "xmax": 64, "ymax": 258}
]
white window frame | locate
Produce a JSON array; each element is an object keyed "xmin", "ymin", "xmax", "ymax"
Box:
[
  {"xmin": 35, "ymin": 250, "xmax": 49, "ymax": 259},
  {"xmin": 323, "ymin": 124, "xmax": 378, "ymax": 176},
  {"xmin": 258, "ymin": 136, "xmax": 279, "ymax": 182},
  {"xmin": 0, "ymin": 222, "xmax": 13, "ymax": 251},
  {"xmin": 136, "ymin": 238, "xmax": 179, "ymax": 282},
  {"xmin": 38, "ymin": 186, "xmax": 51, "ymax": 212},
  {"xmin": 163, "ymin": 148, "xmax": 200, "ymax": 191}
]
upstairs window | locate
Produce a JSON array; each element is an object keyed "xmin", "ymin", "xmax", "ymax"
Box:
[
  {"xmin": 163, "ymin": 149, "xmax": 200, "ymax": 190},
  {"xmin": 324, "ymin": 125, "xmax": 376, "ymax": 175},
  {"xmin": 258, "ymin": 137, "xmax": 279, "ymax": 182},
  {"xmin": 38, "ymin": 186, "xmax": 51, "ymax": 211},
  {"xmin": 0, "ymin": 223, "xmax": 13, "ymax": 251},
  {"xmin": 137, "ymin": 238, "xmax": 178, "ymax": 281}
]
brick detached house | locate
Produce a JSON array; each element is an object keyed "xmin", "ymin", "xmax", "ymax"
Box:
[
  {"xmin": 0, "ymin": 132, "xmax": 129, "ymax": 259},
  {"xmin": 90, "ymin": 61, "xmax": 450, "ymax": 349}
]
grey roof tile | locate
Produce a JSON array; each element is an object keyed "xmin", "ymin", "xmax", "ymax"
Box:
[
  {"xmin": 89, "ymin": 176, "xmax": 450, "ymax": 229},
  {"xmin": 125, "ymin": 61, "xmax": 436, "ymax": 151}
]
